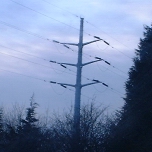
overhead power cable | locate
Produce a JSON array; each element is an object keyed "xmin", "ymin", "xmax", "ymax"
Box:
[
  {"xmin": 0, "ymin": 68, "xmax": 47, "ymax": 82},
  {"xmin": 10, "ymin": 0, "xmax": 133, "ymax": 60},
  {"xmin": 0, "ymin": 44, "xmax": 78, "ymax": 75},
  {"xmin": 0, "ymin": 21, "xmax": 52, "ymax": 42},
  {"xmin": 93, "ymin": 36, "xmax": 132, "ymax": 59},
  {"xmin": 0, "ymin": 51, "xmax": 76, "ymax": 76},
  {"xmin": 0, "ymin": 44, "xmax": 124, "ymax": 88},
  {"xmin": 53, "ymin": 40, "xmax": 128, "ymax": 76},
  {"xmin": 4, "ymin": 66, "xmax": 122, "ymax": 97},
  {"xmin": 10, "ymin": 0, "xmax": 79, "ymax": 31},
  {"xmin": 0, "ymin": 21, "xmax": 126, "ymax": 96},
  {"xmin": 0, "ymin": 44, "xmax": 48, "ymax": 61},
  {"xmin": 49, "ymin": 59, "xmax": 124, "ymax": 96},
  {"xmin": 41, "ymin": 0, "xmax": 80, "ymax": 18},
  {"xmin": 0, "ymin": 67, "xmax": 122, "ymax": 104},
  {"xmin": 0, "ymin": 19, "xmax": 127, "ymax": 76},
  {"xmin": 41, "ymin": 0, "xmax": 134, "ymax": 54},
  {"xmin": 85, "ymin": 20, "xmax": 133, "ymax": 50},
  {"xmin": 0, "ymin": 20, "xmax": 127, "ymax": 77}
]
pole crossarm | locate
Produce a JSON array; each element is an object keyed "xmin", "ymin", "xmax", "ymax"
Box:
[
  {"xmin": 50, "ymin": 81, "xmax": 75, "ymax": 87},
  {"xmin": 57, "ymin": 82, "xmax": 75, "ymax": 88},
  {"xmin": 82, "ymin": 59, "xmax": 102, "ymax": 66},
  {"xmin": 60, "ymin": 63, "xmax": 76, "ymax": 67},
  {"xmin": 60, "ymin": 42, "xmax": 78, "ymax": 46},
  {"xmin": 53, "ymin": 40, "xmax": 78, "ymax": 46},
  {"xmin": 50, "ymin": 60, "xmax": 76, "ymax": 67},
  {"xmin": 81, "ymin": 81, "xmax": 102, "ymax": 88},
  {"xmin": 83, "ymin": 39, "xmax": 102, "ymax": 46}
]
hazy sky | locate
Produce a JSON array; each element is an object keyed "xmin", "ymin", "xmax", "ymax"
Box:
[{"xmin": 0, "ymin": 0, "xmax": 151, "ymax": 114}]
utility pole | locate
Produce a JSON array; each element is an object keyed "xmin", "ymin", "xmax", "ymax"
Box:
[{"xmin": 51, "ymin": 18, "xmax": 102, "ymax": 146}]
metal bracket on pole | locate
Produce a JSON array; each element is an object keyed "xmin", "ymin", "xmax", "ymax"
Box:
[
  {"xmin": 50, "ymin": 60, "xmax": 76, "ymax": 67},
  {"xmin": 50, "ymin": 81, "xmax": 75, "ymax": 88},
  {"xmin": 82, "ymin": 59, "xmax": 102, "ymax": 66},
  {"xmin": 57, "ymin": 82, "xmax": 75, "ymax": 88},
  {"xmin": 53, "ymin": 40, "xmax": 78, "ymax": 46},
  {"xmin": 81, "ymin": 81, "xmax": 102, "ymax": 88},
  {"xmin": 83, "ymin": 39, "xmax": 102, "ymax": 46},
  {"xmin": 60, "ymin": 42, "xmax": 78, "ymax": 46},
  {"xmin": 60, "ymin": 63, "xmax": 76, "ymax": 67}
]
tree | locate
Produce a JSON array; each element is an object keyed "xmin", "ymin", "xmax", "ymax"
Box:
[
  {"xmin": 4, "ymin": 95, "xmax": 42, "ymax": 152},
  {"xmin": 124, "ymin": 25, "xmax": 152, "ymax": 151},
  {"xmin": 21, "ymin": 94, "xmax": 39, "ymax": 132},
  {"xmin": 17, "ymin": 94, "xmax": 41, "ymax": 152},
  {"xmin": 105, "ymin": 25, "xmax": 152, "ymax": 152},
  {"xmin": 49, "ymin": 103, "xmax": 108, "ymax": 152},
  {"xmin": 0, "ymin": 108, "xmax": 6, "ymax": 151}
]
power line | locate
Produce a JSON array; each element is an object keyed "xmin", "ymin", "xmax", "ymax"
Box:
[
  {"xmin": 10, "ymin": 0, "xmax": 93, "ymax": 36},
  {"xmin": 0, "ymin": 68, "xmax": 47, "ymax": 82},
  {"xmin": 0, "ymin": 44, "xmax": 69, "ymax": 74},
  {"xmin": 0, "ymin": 51, "xmax": 76, "ymax": 76},
  {"xmin": 0, "ymin": 67, "xmax": 100, "ymax": 98},
  {"xmin": 9, "ymin": 0, "xmax": 134, "ymax": 60},
  {"xmin": 0, "ymin": 20, "xmax": 52, "ymax": 42},
  {"xmin": 0, "ymin": 43, "xmax": 125, "ymax": 90},
  {"xmin": 49, "ymin": 59, "xmax": 124, "ymax": 96},
  {"xmin": 93, "ymin": 36, "xmax": 132, "ymax": 59},
  {"xmin": 0, "ymin": 20, "xmax": 128, "ymax": 77},
  {"xmin": 0, "ymin": 20, "xmax": 128, "ymax": 79},
  {"xmin": 0, "ymin": 22, "xmax": 127, "ymax": 95},
  {"xmin": 41, "ymin": 0, "xmax": 80, "ymax": 19},
  {"xmin": 85, "ymin": 20, "xmax": 133, "ymax": 50},
  {"xmin": 0, "ymin": 67, "xmax": 117, "ymax": 109},
  {"xmin": 0, "ymin": 16, "xmax": 126, "ymax": 98},
  {"xmin": 0, "ymin": 44, "xmax": 48, "ymax": 61},
  {"xmin": 0, "ymin": 66, "xmax": 124, "ymax": 99},
  {"xmin": 53, "ymin": 40, "xmax": 128, "ymax": 76},
  {"xmin": 51, "ymin": 43, "xmax": 128, "ymax": 82},
  {"xmin": 9, "ymin": 0, "xmax": 79, "ymax": 31},
  {"xmin": 41, "ymin": 0, "xmax": 135, "ymax": 57}
]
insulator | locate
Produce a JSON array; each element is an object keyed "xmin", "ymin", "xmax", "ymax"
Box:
[
  {"xmin": 102, "ymin": 83, "xmax": 108, "ymax": 87},
  {"xmin": 53, "ymin": 40, "xmax": 59, "ymax": 43},
  {"xmin": 103, "ymin": 41, "xmax": 109, "ymax": 45},
  {"xmin": 93, "ymin": 79, "xmax": 100, "ymax": 82},
  {"xmin": 60, "ymin": 84, "xmax": 67, "ymax": 88},
  {"xmin": 105, "ymin": 61, "xmax": 110, "ymax": 65},
  {"xmin": 50, "ymin": 60, "xmax": 56, "ymax": 63},
  {"xmin": 50, "ymin": 81, "xmax": 56, "ymax": 84},
  {"xmin": 60, "ymin": 64, "xmax": 66, "ymax": 68},
  {"xmin": 95, "ymin": 57, "xmax": 102, "ymax": 60},
  {"xmin": 94, "ymin": 36, "xmax": 101, "ymax": 40},
  {"xmin": 63, "ymin": 45, "xmax": 70, "ymax": 49}
]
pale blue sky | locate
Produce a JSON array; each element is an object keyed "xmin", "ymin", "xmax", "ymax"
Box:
[{"xmin": 0, "ymin": 0, "xmax": 151, "ymax": 114}]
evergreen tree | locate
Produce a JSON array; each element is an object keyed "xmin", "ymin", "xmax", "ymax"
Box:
[
  {"xmin": 17, "ymin": 94, "xmax": 41, "ymax": 152},
  {"xmin": 104, "ymin": 25, "xmax": 152, "ymax": 152},
  {"xmin": 0, "ymin": 108, "xmax": 5, "ymax": 151},
  {"xmin": 123, "ymin": 25, "xmax": 152, "ymax": 152},
  {"xmin": 0, "ymin": 109, "xmax": 3, "ymax": 135},
  {"xmin": 5, "ymin": 95, "xmax": 42, "ymax": 152},
  {"xmin": 21, "ymin": 94, "xmax": 39, "ymax": 132}
]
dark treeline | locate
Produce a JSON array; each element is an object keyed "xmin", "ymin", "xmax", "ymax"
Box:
[
  {"xmin": 103, "ymin": 24, "xmax": 152, "ymax": 152},
  {"xmin": 0, "ymin": 96, "xmax": 112, "ymax": 152},
  {"xmin": 1, "ymin": 25, "xmax": 152, "ymax": 152}
]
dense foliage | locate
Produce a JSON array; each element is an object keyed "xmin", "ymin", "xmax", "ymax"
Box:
[
  {"xmin": 103, "ymin": 25, "xmax": 152, "ymax": 152},
  {"xmin": 0, "ymin": 100, "xmax": 110, "ymax": 152}
]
